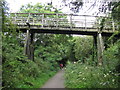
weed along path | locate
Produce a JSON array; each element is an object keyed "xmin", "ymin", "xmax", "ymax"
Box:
[{"xmin": 41, "ymin": 70, "xmax": 65, "ymax": 88}]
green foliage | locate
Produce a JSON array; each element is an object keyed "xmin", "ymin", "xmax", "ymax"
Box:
[
  {"xmin": 64, "ymin": 2, "xmax": 120, "ymax": 88},
  {"xmin": 112, "ymin": 2, "xmax": 120, "ymax": 23},
  {"xmin": 2, "ymin": 1, "xmax": 64, "ymax": 88},
  {"xmin": 103, "ymin": 40, "xmax": 120, "ymax": 72},
  {"xmin": 2, "ymin": 34, "xmax": 57, "ymax": 88},
  {"xmin": 3, "ymin": 0, "xmax": 120, "ymax": 89},
  {"xmin": 16, "ymin": 2, "xmax": 71, "ymax": 27},
  {"xmin": 65, "ymin": 62, "xmax": 119, "ymax": 88},
  {"xmin": 19, "ymin": 3, "xmax": 62, "ymax": 14},
  {"xmin": 108, "ymin": 1, "xmax": 120, "ymax": 31},
  {"xmin": 34, "ymin": 34, "xmax": 73, "ymax": 64},
  {"xmin": 73, "ymin": 36, "xmax": 93, "ymax": 62},
  {"xmin": 65, "ymin": 41, "xmax": 120, "ymax": 88}
]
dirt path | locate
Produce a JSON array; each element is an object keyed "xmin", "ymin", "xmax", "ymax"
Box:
[{"xmin": 41, "ymin": 70, "xmax": 65, "ymax": 88}]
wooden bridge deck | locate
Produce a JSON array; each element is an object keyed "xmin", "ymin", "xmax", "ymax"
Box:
[
  {"xmin": 9, "ymin": 13, "xmax": 118, "ymax": 36},
  {"xmin": 18, "ymin": 25, "xmax": 113, "ymax": 36},
  {"xmin": 9, "ymin": 13, "xmax": 119, "ymax": 61}
]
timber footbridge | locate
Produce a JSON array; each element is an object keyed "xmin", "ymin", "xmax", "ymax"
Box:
[
  {"xmin": 9, "ymin": 13, "xmax": 119, "ymax": 36},
  {"xmin": 9, "ymin": 13, "xmax": 120, "ymax": 64}
]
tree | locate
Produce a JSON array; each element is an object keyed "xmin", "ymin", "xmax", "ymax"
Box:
[
  {"xmin": 61, "ymin": 0, "xmax": 83, "ymax": 13},
  {"xmin": 60, "ymin": 0, "xmax": 119, "ymax": 15},
  {"xmin": 19, "ymin": 3, "xmax": 62, "ymax": 13},
  {"xmin": 18, "ymin": 3, "xmax": 73, "ymax": 64},
  {"xmin": 2, "ymin": 1, "xmax": 66, "ymax": 88},
  {"xmin": 73, "ymin": 36, "xmax": 93, "ymax": 63},
  {"xmin": 111, "ymin": 1, "xmax": 120, "ymax": 28}
]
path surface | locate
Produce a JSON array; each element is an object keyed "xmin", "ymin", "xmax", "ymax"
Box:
[{"xmin": 41, "ymin": 70, "xmax": 65, "ymax": 88}]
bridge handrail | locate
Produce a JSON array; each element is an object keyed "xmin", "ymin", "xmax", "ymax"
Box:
[
  {"xmin": 10, "ymin": 13, "xmax": 108, "ymax": 17},
  {"xmin": 9, "ymin": 13, "xmax": 118, "ymax": 31}
]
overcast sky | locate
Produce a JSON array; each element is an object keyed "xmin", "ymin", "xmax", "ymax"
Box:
[
  {"xmin": 7, "ymin": 0, "xmax": 106, "ymax": 15},
  {"xmin": 7, "ymin": 0, "xmax": 119, "ymax": 15},
  {"xmin": 7, "ymin": 0, "xmax": 67, "ymax": 13}
]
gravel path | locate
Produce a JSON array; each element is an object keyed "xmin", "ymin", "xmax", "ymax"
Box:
[{"xmin": 41, "ymin": 70, "xmax": 65, "ymax": 88}]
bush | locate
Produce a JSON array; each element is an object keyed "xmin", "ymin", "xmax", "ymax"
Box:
[
  {"xmin": 65, "ymin": 62, "xmax": 119, "ymax": 88},
  {"xmin": 2, "ymin": 35, "xmax": 58, "ymax": 88},
  {"xmin": 64, "ymin": 41, "xmax": 120, "ymax": 88},
  {"xmin": 103, "ymin": 41, "xmax": 120, "ymax": 72}
]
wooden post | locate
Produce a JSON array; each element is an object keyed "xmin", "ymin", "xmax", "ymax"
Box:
[
  {"xmin": 42, "ymin": 14, "xmax": 44, "ymax": 28},
  {"xmin": 112, "ymin": 21, "xmax": 115, "ymax": 32},
  {"xmin": 24, "ymin": 29, "xmax": 34, "ymax": 61},
  {"xmin": 24, "ymin": 29, "xmax": 31, "ymax": 58},
  {"xmin": 15, "ymin": 13, "xmax": 17, "ymax": 24},
  {"xmin": 97, "ymin": 33, "xmax": 104, "ymax": 66},
  {"xmin": 33, "ymin": 18, "xmax": 34, "ymax": 25},
  {"xmin": 92, "ymin": 35, "xmax": 97, "ymax": 63},
  {"xmin": 56, "ymin": 13, "xmax": 58, "ymax": 28},
  {"xmin": 24, "ymin": 20, "xmax": 34, "ymax": 61},
  {"xmin": 85, "ymin": 16, "xmax": 87, "ymax": 29},
  {"xmin": 70, "ymin": 14, "xmax": 72, "ymax": 29},
  {"xmin": 112, "ymin": 17, "xmax": 115, "ymax": 32},
  {"xmin": 96, "ymin": 17, "xmax": 105, "ymax": 66},
  {"xmin": 30, "ymin": 32, "xmax": 34, "ymax": 61}
]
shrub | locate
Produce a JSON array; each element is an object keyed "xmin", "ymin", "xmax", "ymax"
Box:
[
  {"xmin": 65, "ymin": 41, "xmax": 119, "ymax": 88},
  {"xmin": 2, "ymin": 35, "xmax": 58, "ymax": 88}
]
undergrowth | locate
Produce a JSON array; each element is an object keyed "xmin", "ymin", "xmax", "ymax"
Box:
[
  {"xmin": 65, "ymin": 41, "xmax": 120, "ymax": 88},
  {"xmin": 2, "ymin": 35, "xmax": 58, "ymax": 88}
]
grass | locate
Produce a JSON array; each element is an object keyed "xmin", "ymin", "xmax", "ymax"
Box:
[{"xmin": 16, "ymin": 71, "xmax": 56, "ymax": 88}]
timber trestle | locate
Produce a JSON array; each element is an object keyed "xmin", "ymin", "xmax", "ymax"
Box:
[{"xmin": 9, "ymin": 13, "xmax": 119, "ymax": 65}]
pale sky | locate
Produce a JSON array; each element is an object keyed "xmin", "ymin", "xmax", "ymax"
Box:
[
  {"xmin": 7, "ymin": 0, "xmax": 71, "ymax": 13},
  {"xmin": 6, "ymin": 0, "xmax": 119, "ymax": 15},
  {"xmin": 6, "ymin": 0, "xmax": 107, "ymax": 15}
]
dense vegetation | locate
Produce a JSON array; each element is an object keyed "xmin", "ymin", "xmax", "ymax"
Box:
[
  {"xmin": 2, "ymin": 2, "xmax": 72, "ymax": 88},
  {"xmin": 64, "ymin": 1, "xmax": 120, "ymax": 88},
  {"xmin": 65, "ymin": 41, "xmax": 120, "ymax": 88},
  {"xmin": 2, "ymin": 0, "xmax": 120, "ymax": 89}
]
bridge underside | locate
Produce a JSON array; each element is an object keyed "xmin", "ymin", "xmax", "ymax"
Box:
[
  {"xmin": 18, "ymin": 28, "xmax": 116, "ymax": 37},
  {"xmin": 8, "ymin": 13, "xmax": 120, "ymax": 65},
  {"xmin": 20, "ymin": 27, "xmax": 120, "ymax": 65}
]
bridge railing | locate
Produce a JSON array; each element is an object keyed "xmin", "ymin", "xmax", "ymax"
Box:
[{"xmin": 9, "ymin": 13, "xmax": 117, "ymax": 31}]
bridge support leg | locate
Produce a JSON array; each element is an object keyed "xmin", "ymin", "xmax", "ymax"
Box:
[
  {"xmin": 30, "ymin": 32, "xmax": 34, "ymax": 61},
  {"xmin": 92, "ymin": 35, "xmax": 97, "ymax": 65},
  {"xmin": 24, "ymin": 30, "xmax": 34, "ymax": 61},
  {"xmin": 97, "ymin": 33, "xmax": 104, "ymax": 66}
]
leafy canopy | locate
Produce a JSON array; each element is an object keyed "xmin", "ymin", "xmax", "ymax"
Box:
[{"xmin": 19, "ymin": 3, "xmax": 62, "ymax": 13}]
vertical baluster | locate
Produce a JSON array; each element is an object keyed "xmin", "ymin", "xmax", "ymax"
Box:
[
  {"xmin": 98, "ymin": 17, "xmax": 101, "ymax": 32},
  {"xmin": 24, "ymin": 16, "xmax": 26, "ymax": 26},
  {"xmin": 33, "ymin": 14, "xmax": 34, "ymax": 25},
  {"xmin": 70, "ymin": 14, "xmax": 72, "ymax": 29},
  {"xmin": 21, "ymin": 15, "xmax": 23, "ymax": 25},
  {"xmin": 85, "ymin": 15, "xmax": 87, "ymax": 29},
  {"xmin": 112, "ymin": 18, "xmax": 115, "ymax": 32},
  {"xmin": 15, "ymin": 13, "xmax": 17, "ymax": 24},
  {"xmin": 56, "ymin": 13, "xmax": 58, "ymax": 28},
  {"xmin": 27, "ymin": 13, "xmax": 30, "ymax": 24},
  {"xmin": 42, "ymin": 14, "xmax": 44, "ymax": 28}
]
